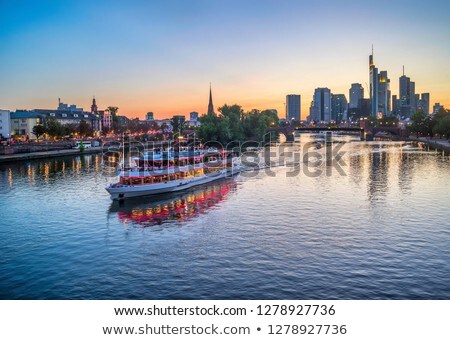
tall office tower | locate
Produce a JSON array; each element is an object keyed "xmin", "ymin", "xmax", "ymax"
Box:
[
  {"xmin": 331, "ymin": 94, "xmax": 348, "ymax": 121},
  {"xmin": 414, "ymin": 94, "xmax": 420, "ymax": 113},
  {"xmin": 378, "ymin": 70, "xmax": 391, "ymax": 117},
  {"xmin": 312, "ymin": 88, "xmax": 332, "ymax": 122},
  {"xmin": 399, "ymin": 67, "xmax": 417, "ymax": 117},
  {"xmin": 420, "ymin": 93, "xmax": 430, "ymax": 115},
  {"xmin": 349, "ymin": 83, "xmax": 364, "ymax": 109},
  {"xmin": 308, "ymin": 101, "xmax": 318, "ymax": 123},
  {"xmin": 369, "ymin": 48, "xmax": 379, "ymax": 117},
  {"xmin": 369, "ymin": 48, "xmax": 390, "ymax": 117},
  {"xmin": 410, "ymin": 82, "xmax": 416, "ymax": 114},
  {"xmin": 286, "ymin": 94, "xmax": 301, "ymax": 121},
  {"xmin": 392, "ymin": 95, "xmax": 400, "ymax": 115}
]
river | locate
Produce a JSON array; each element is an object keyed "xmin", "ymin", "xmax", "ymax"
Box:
[{"xmin": 0, "ymin": 135, "xmax": 449, "ymax": 299}]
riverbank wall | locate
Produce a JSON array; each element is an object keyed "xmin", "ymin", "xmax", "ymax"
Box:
[
  {"xmin": 411, "ymin": 138, "xmax": 450, "ymax": 153},
  {"xmin": 0, "ymin": 147, "xmax": 104, "ymax": 163}
]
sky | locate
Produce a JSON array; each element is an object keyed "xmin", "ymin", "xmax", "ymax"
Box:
[{"xmin": 1, "ymin": 0, "xmax": 450, "ymax": 119}]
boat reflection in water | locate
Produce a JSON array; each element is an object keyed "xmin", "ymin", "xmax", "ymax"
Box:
[{"xmin": 109, "ymin": 178, "xmax": 238, "ymax": 228}]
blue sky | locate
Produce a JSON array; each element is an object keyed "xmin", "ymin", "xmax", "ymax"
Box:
[{"xmin": 1, "ymin": 0, "xmax": 449, "ymax": 118}]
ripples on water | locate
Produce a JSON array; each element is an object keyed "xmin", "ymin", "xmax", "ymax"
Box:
[{"xmin": 0, "ymin": 135, "xmax": 449, "ymax": 299}]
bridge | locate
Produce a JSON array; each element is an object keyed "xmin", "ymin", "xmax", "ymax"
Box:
[{"xmin": 266, "ymin": 124, "xmax": 404, "ymax": 141}]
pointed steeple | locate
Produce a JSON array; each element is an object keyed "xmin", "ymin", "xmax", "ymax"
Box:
[{"xmin": 207, "ymin": 83, "xmax": 215, "ymax": 115}]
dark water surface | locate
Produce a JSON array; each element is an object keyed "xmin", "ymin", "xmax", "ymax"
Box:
[{"xmin": 1, "ymin": 136, "xmax": 449, "ymax": 299}]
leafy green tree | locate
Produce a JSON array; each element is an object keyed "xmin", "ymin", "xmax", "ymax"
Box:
[
  {"xmin": 64, "ymin": 123, "xmax": 78, "ymax": 136},
  {"xmin": 410, "ymin": 111, "xmax": 432, "ymax": 138},
  {"xmin": 198, "ymin": 113, "xmax": 230, "ymax": 143},
  {"xmin": 198, "ymin": 105, "xmax": 279, "ymax": 145},
  {"xmin": 78, "ymin": 121, "xmax": 93, "ymax": 137},
  {"xmin": 433, "ymin": 115, "xmax": 450, "ymax": 140},
  {"xmin": 44, "ymin": 118, "xmax": 65, "ymax": 139},
  {"xmin": 431, "ymin": 109, "xmax": 450, "ymax": 136},
  {"xmin": 219, "ymin": 104, "xmax": 244, "ymax": 141},
  {"xmin": 32, "ymin": 124, "xmax": 46, "ymax": 140}
]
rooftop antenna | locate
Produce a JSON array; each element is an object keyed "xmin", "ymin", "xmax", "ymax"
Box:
[
  {"xmin": 371, "ymin": 44, "xmax": 374, "ymax": 55},
  {"xmin": 403, "ymin": 65, "xmax": 405, "ymax": 76}
]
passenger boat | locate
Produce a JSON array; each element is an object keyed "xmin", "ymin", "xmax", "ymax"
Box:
[{"xmin": 106, "ymin": 148, "xmax": 241, "ymax": 200}]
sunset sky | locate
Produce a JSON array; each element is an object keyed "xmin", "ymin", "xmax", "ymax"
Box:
[{"xmin": 1, "ymin": 0, "xmax": 450, "ymax": 120}]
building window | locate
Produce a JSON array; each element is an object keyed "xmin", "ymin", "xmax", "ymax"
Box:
[
  {"xmin": 62, "ymin": 113, "xmax": 67, "ymax": 117},
  {"xmin": 84, "ymin": 115, "xmax": 88, "ymax": 118},
  {"xmin": 50, "ymin": 113, "xmax": 55, "ymax": 117},
  {"xmin": 21, "ymin": 119, "xmax": 26, "ymax": 123},
  {"xmin": 73, "ymin": 114, "xmax": 78, "ymax": 118}
]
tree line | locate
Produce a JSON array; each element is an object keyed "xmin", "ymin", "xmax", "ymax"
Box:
[
  {"xmin": 409, "ymin": 108, "xmax": 450, "ymax": 139},
  {"xmin": 197, "ymin": 104, "xmax": 279, "ymax": 144},
  {"xmin": 32, "ymin": 118, "xmax": 94, "ymax": 140}
]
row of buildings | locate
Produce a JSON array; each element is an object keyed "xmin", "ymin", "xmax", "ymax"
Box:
[
  {"xmin": 286, "ymin": 90, "xmax": 349, "ymax": 123},
  {"xmin": 0, "ymin": 97, "xmax": 203, "ymax": 140},
  {"xmin": 286, "ymin": 50, "xmax": 444, "ymax": 124},
  {"xmin": 0, "ymin": 98, "xmax": 113, "ymax": 140}
]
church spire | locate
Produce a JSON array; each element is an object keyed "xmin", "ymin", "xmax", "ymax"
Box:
[{"xmin": 207, "ymin": 83, "xmax": 215, "ymax": 115}]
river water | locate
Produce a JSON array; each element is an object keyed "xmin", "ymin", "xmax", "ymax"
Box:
[{"xmin": 0, "ymin": 135, "xmax": 449, "ymax": 299}]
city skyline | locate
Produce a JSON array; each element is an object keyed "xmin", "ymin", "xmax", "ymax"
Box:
[{"xmin": 1, "ymin": 0, "xmax": 450, "ymax": 119}]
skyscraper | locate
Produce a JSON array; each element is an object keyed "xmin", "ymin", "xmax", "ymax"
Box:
[
  {"xmin": 286, "ymin": 94, "xmax": 301, "ymax": 121},
  {"xmin": 331, "ymin": 94, "xmax": 348, "ymax": 122},
  {"xmin": 369, "ymin": 48, "xmax": 390, "ymax": 117},
  {"xmin": 378, "ymin": 70, "xmax": 391, "ymax": 116},
  {"xmin": 369, "ymin": 48, "xmax": 378, "ymax": 117},
  {"xmin": 399, "ymin": 73, "xmax": 410, "ymax": 116},
  {"xmin": 349, "ymin": 83, "xmax": 364, "ymax": 109},
  {"xmin": 207, "ymin": 84, "xmax": 215, "ymax": 115},
  {"xmin": 392, "ymin": 95, "xmax": 400, "ymax": 115},
  {"xmin": 420, "ymin": 93, "xmax": 430, "ymax": 115},
  {"xmin": 311, "ymin": 88, "xmax": 331, "ymax": 122}
]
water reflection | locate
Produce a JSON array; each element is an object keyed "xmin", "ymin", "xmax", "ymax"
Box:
[
  {"xmin": 0, "ymin": 154, "xmax": 104, "ymax": 189},
  {"xmin": 109, "ymin": 179, "xmax": 238, "ymax": 228}
]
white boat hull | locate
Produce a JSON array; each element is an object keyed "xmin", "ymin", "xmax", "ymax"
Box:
[{"xmin": 106, "ymin": 168, "xmax": 240, "ymax": 200}]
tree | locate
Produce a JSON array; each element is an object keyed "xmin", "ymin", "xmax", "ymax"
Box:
[
  {"xmin": 198, "ymin": 105, "xmax": 279, "ymax": 145},
  {"xmin": 431, "ymin": 108, "xmax": 450, "ymax": 136},
  {"xmin": 78, "ymin": 121, "xmax": 93, "ymax": 137},
  {"xmin": 44, "ymin": 118, "xmax": 65, "ymax": 139},
  {"xmin": 219, "ymin": 104, "xmax": 244, "ymax": 141},
  {"xmin": 64, "ymin": 123, "xmax": 78, "ymax": 136},
  {"xmin": 433, "ymin": 115, "xmax": 450, "ymax": 140},
  {"xmin": 410, "ymin": 111, "xmax": 432, "ymax": 138},
  {"xmin": 32, "ymin": 125, "xmax": 46, "ymax": 140},
  {"xmin": 107, "ymin": 106, "xmax": 119, "ymax": 118}
]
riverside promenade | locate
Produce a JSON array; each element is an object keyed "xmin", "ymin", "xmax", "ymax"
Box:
[
  {"xmin": 413, "ymin": 137, "xmax": 450, "ymax": 153},
  {"xmin": 0, "ymin": 146, "xmax": 104, "ymax": 163}
]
